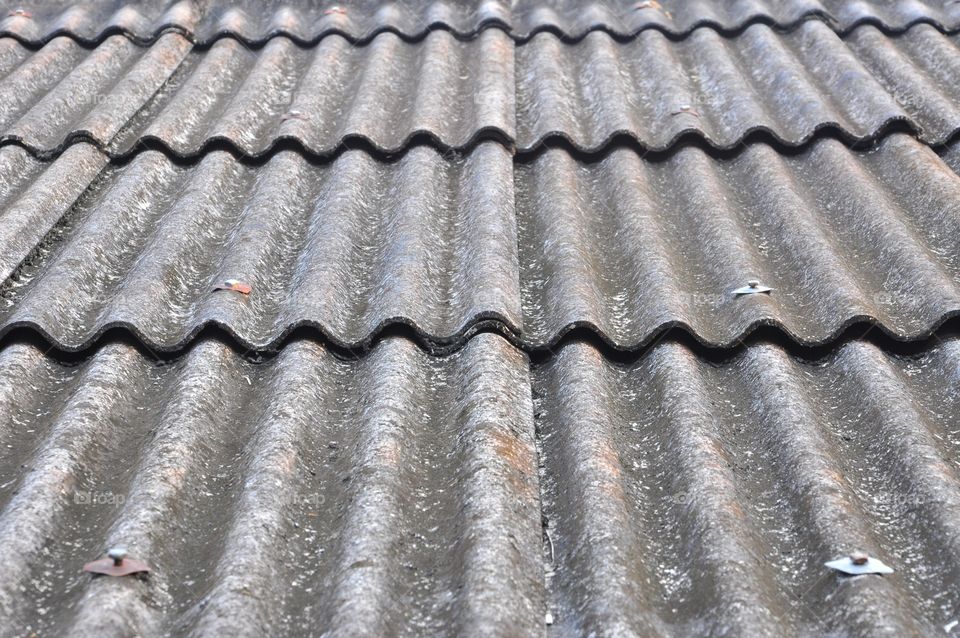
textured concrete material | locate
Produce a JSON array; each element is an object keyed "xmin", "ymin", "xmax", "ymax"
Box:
[
  {"xmin": 0, "ymin": 0, "xmax": 958, "ymax": 45},
  {"xmin": 1, "ymin": 134, "xmax": 958, "ymax": 352},
  {"xmin": 0, "ymin": 2, "xmax": 957, "ymax": 636},
  {"xmin": 535, "ymin": 337, "xmax": 960, "ymax": 636},
  {"xmin": 0, "ymin": 333, "xmax": 543, "ymax": 637},
  {"xmin": 3, "ymin": 21, "xmax": 960, "ymax": 156}
]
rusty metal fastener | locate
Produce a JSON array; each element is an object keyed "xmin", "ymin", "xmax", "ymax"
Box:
[
  {"xmin": 670, "ymin": 105, "xmax": 700, "ymax": 118},
  {"xmin": 83, "ymin": 548, "xmax": 151, "ymax": 577},
  {"xmin": 850, "ymin": 552, "xmax": 869, "ymax": 566},
  {"xmin": 733, "ymin": 279, "xmax": 773, "ymax": 296},
  {"xmin": 634, "ymin": 1, "xmax": 662, "ymax": 10},
  {"xmin": 7, "ymin": 9, "xmax": 31, "ymax": 18},
  {"xmin": 324, "ymin": 7, "xmax": 347, "ymax": 15},
  {"xmin": 824, "ymin": 552, "xmax": 893, "ymax": 575},
  {"xmin": 212, "ymin": 279, "xmax": 252, "ymax": 295}
]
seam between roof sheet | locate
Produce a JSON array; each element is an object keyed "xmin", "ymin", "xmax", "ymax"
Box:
[
  {"xmin": 2, "ymin": 314, "xmax": 958, "ymax": 365},
  {"xmin": 3, "ymin": 11, "xmax": 960, "ymax": 50},
  {"xmin": 6, "ymin": 119, "xmax": 960, "ymax": 166}
]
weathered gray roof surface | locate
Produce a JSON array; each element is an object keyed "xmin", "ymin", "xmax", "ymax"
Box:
[
  {"xmin": 0, "ymin": 332, "xmax": 958, "ymax": 635},
  {"xmin": 536, "ymin": 336, "xmax": 960, "ymax": 637},
  {"xmin": 0, "ymin": 134, "xmax": 958, "ymax": 351},
  {"xmin": 0, "ymin": 2, "xmax": 958, "ymax": 637},
  {"xmin": 2, "ymin": 0, "xmax": 959, "ymax": 45},
  {"xmin": 3, "ymin": 21, "xmax": 960, "ymax": 156},
  {"xmin": 0, "ymin": 334, "xmax": 543, "ymax": 637}
]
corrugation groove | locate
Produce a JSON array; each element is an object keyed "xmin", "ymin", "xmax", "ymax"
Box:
[
  {"xmin": 1, "ymin": 133, "xmax": 959, "ymax": 352},
  {"xmin": 1, "ymin": 0, "xmax": 959, "ymax": 46},
  {"xmin": 0, "ymin": 332, "xmax": 544, "ymax": 637},
  {"xmin": 3, "ymin": 21, "xmax": 960, "ymax": 157},
  {"xmin": 534, "ymin": 336, "xmax": 960, "ymax": 636}
]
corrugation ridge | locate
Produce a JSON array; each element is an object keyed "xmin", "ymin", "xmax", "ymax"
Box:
[
  {"xmin": 179, "ymin": 340, "xmax": 359, "ymax": 637},
  {"xmin": 60, "ymin": 340, "xmax": 256, "ymax": 637},
  {"xmin": 729, "ymin": 344, "xmax": 932, "ymax": 634},
  {"xmin": 0, "ymin": 342, "xmax": 155, "ymax": 634}
]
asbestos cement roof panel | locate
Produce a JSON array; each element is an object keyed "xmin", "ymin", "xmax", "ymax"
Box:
[
  {"xmin": 0, "ymin": 0, "xmax": 958, "ymax": 45},
  {"xmin": 0, "ymin": 134, "xmax": 957, "ymax": 352}
]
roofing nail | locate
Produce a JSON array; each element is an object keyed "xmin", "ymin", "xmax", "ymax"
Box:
[
  {"xmin": 323, "ymin": 6, "xmax": 347, "ymax": 15},
  {"xmin": 83, "ymin": 548, "xmax": 151, "ymax": 577},
  {"xmin": 633, "ymin": 1, "xmax": 662, "ymax": 9},
  {"xmin": 733, "ymin": 280, "xmax": 773, "ymax": 296},
  {"xmin": 212, "ymin": 279, "xmax": 252, "ymax": 295},
  {"xmin": 7, "ymin": 9, "xmax": 31, "ymax": 18},
  {"xmin": 670, "ymin": 105, "xmax": 699, "ymax": 118},
  {"xmin": 824, "ymin": 553, "xmax": 893, "ymax": 576},
  {"xmin": 281, "ymin": 110, "xmax": 308, "ymax": 122}
]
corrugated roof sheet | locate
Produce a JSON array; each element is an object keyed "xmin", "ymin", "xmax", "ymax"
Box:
[
  {"xmin": 0, "ymin": 142, "xmax": 522, "ymax": 351},
  {"xmin": 0, "ymin": 29, "xmax": 513, "ymax": 158},
  {"xmin": 3, "ymin": 21, "xmax": 960, "ymax": 156},
  {"xmin": 0, "ymin": 143, "xmax": 106, "ymax": 282},
  {"xmin": 518, "ymin": 133, "xmax": 960, "ymax": 349},
  {"xmin": 0, "ymin": 32, "xmax": 190, "ymax": 157},
  {"xmin": 1, "ymin": 0, "xmax": 958, "ymax": 45},
  {"xmin": 517, "ymin": 22, "xmax": 960, "ymax": 151},
  {"xmin": 0, "ymin": 333, "xmax": 542, "ymax": 636},
  {"xmin": 0, "ymin": 331, "xmax": 958, "ymax": 634},
  {"xmin": 535, "ymin": 336, "xmax": 960, "ymax": 636},
  {"xmin": 0, "ymin": 1, "xmax": 959, "ymax": 636},
  {"xmin": 1, "ymin": 134, "xmax": 957, "ymax": 351}
]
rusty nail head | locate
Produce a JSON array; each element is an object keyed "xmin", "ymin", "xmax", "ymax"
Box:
[{"xmin": 850, "ymin": 552, "xmax": 869, "ymax": 566}]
